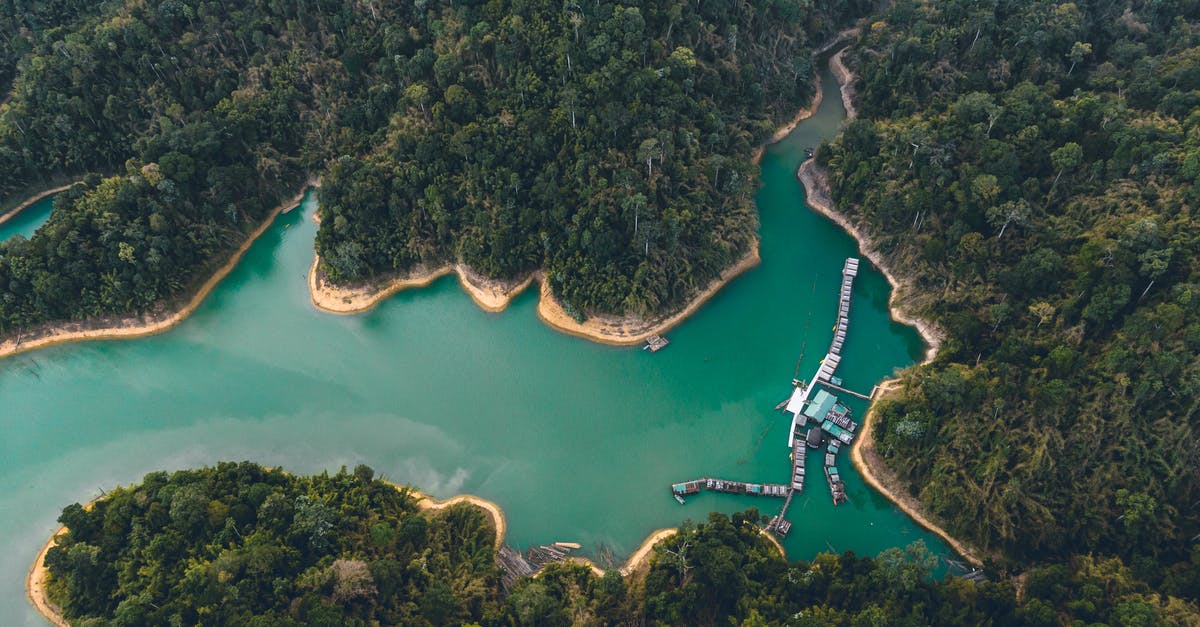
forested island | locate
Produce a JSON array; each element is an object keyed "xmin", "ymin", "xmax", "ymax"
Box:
[
  {"xmin": 813, "ymin": 0, "xmax": 1200, "ymax": 610},
  {"xmin": 33, "ymin": 463, "xmax": 1199, "ymax": 625}
]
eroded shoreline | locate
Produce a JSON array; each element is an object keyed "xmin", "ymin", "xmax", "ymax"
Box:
[{"xmin": 0, "ymin": 185, "xmax": 312, "ymax": 362}]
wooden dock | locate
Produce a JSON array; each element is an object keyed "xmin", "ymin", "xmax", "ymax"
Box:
[
  {"xmin": 821, "ymin": 380, "xmax": 873, "ymax": 400},
  {"xmin": 676, "ymin": 258, "xmax": 864, "ymax": 535}
]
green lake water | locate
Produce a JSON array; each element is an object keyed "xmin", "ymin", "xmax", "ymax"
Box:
[
  {"xmin": 1, "ymin": 67, "xmax": 954, "ymax": 625},
  {"xmin": 0, "ymin": 195, "xmax": 54, "ymax": 243}
]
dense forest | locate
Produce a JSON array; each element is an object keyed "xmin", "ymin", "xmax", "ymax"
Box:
[
  {"xmin": 0, "ymin": 0, "xmax": 870, "ymax": 336},
  {"xmin": 313, "ymin": 0, "xmax": 822, "ymax": 317},
  {"xmin": 818, "ymin": 0, "xmax": 1200, "ymax": 600},
  {"xmin": 44, "ymin": 463, "xmax": 503, "ymax": 625},
  {"xmin": 44, "ymin": 465, "xmax": 1200, "ymax": 625}
]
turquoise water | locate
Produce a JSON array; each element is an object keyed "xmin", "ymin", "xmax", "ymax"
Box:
[
  {"xmin": 0, "ymin": 196, "xmax": 54, "ymax": 243},
  {"xmin": 0, "ymin": 68, "xmax": 950, "ymax": 625}
]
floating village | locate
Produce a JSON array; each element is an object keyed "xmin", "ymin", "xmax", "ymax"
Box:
[{"xmin": 670, "ymin": 257, "xmax": 877, "ymax": 538}]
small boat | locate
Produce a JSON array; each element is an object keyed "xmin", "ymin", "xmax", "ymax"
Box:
[
  {"xmin": 673, "ymin": 494, "xmax": 686, "ymax": 505},
  {"xmin": 830, "ymin": 375, "xmax": 843, "ymax": 386}
]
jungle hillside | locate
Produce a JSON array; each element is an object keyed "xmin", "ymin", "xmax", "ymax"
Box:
[
  {"xmin": 40, "ymin": 463, "xmax": 1200, "ymax": 625},
  {"xmin": 0, "ymin": 0, "xmax": 867, "ymax": 336},
  {"xmin": 818, "ymin": 0, "xmax": 1200, "ymax": 601}
]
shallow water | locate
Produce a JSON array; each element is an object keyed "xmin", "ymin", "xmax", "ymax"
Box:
[
  {"xmin": 0, "ymin": 196, "xmax": 53, "ymax": 244},
  {"xmin": 0, "ymin": 67, "xmax": 951, "ymax": 624}
]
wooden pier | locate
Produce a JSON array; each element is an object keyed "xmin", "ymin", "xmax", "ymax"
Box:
[
  {"xmin": 783, "ymin": 258, "xmax": 861, "ymax": 451},
  {"xmin": 817, "ymin": 257, "xmax": 858, "ymax": 385},
  {"xmin": 671, "ymin": 478, "xmax": 791, "ymax": 499}
]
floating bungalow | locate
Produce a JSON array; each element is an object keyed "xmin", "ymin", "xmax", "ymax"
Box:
[
  {"xmin": 644, "ymin": 334, "xmax": 669, "ymax": 352},
  {"xmin": 672, "ymin": 257, "xmax": 865, "ymax": 522}
]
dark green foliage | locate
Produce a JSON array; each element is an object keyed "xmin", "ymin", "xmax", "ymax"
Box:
[
  {"xmin": 820, "ymin": 0, "xmax": 1200, "ymax": 592},
  {"xmin": 44, "ymin": 462, "xmax": 503, "ymax": 625},
  {"xmin": 312, "ymin": 0, "xmax": 824, "ymax": 317},
  {"xmin": 0, "ymin": 0, "xmax": 108, "ymax": 94},
  {"xmin": 49, "ymin": 472, "xmax": 1199, "ymax": 626},
  {"xmin": 0, "ymin": 0, "xmax": 872, "ymax": 335},
  {"xmin": 502, "ymin": 511, "xmax": 1199, "ymax": 625}
]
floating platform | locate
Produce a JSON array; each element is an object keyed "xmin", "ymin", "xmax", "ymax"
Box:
[
  {"xmin": 826, "ymin": 465, "xmax": 847, "ymax": 505},
  {"xmin": 644, "ymin": 334, "xmax": 669, "ymax": 352}
]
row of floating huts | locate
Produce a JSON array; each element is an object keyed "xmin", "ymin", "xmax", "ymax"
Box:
[
  {"xmin": 671, "ymin": 258, "xmax": 864, "ymax": 536},
  {"xmin": 671, "ymin": 478, "xmax": 791, "ymax": 500}
]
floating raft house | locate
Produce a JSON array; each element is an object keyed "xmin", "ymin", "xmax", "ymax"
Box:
[
  {"xmin": 644, "ymin": 334, "xmax": 669, "ymax": 352},
  {"xmin": 671, "ymin": 479, "xmax": 790, "ymax": 498}
]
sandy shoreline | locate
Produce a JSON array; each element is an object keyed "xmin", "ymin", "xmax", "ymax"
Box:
[
  {"xmin": 853, "ymin": 382, "xmax": 983, "ymax": 566},
  {"xmin": 0, "ymin": 183, "xmax": 76, "ymax": 228},
  {"xmin": 799, "ymin": 158, "xmax": 979, "ymax": 565},
  {"xmin": 0, "ymin": 185, "xmax": 312, "ymax": 362},
  {"xmin": 753, "ymin": 75, "xmax": 823, "ymax": 165},
  {"xmin": 408, "ymin": 488, "xmax": 509, "ymax": 551},
  {"xmin": 25, "ymin": 526, "xmax": 68, "ymax": 627},
  {"xmin": 830, "ymin": 47, "xmax": 858, "ymax": 121},
  {"xmin": 309, "ymin": 236, "xmax": 761, "ymax": 346}
]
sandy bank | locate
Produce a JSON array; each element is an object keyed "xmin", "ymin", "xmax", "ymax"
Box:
[
  {"xmin": 830, "ymin": 47, "xmax": 858, "ymax": 121},
  {"xmin": 408, "ymin": 488, "xmax": 509, "ymax": 551},
  {"xmin": 26, "ymin": 499, "xmax": 99, "ymax": 627},
  {"xmin": 28, "ymin": 482, "xmax": 790, "ymax": 624},
  {"xmin": 308, "ymin": 68, "xmax": 843, "ymax": 343},
  {"xmin": 26, "ymin": 526, "xmax": 68, "ymax": 627},
  {"xmin": 753, "ymin": 77, "xmax": 823, "ymax": 165},
  {"xmin": 0, "ymin": 186, "xmax": 312, "ymax": 362},
  {"xmin": 852, "ymin": 382, "xmax": 983, "ymax": 566},
  {"xmin": 798, "ymin": 161, "xmax": 942, "ymax": 361},
  {"xmin": 0, "ymin": 183, "xmax": 77, "ymax": 228},
  {"xmin": 533, "ymin": 247, "xmax": 760, "ymax": 346},
  {"xmin": 308, "ymin": 257, "xmax": 536, "ymax": 316},
  {"xmin": 310, "ymin": 234, "xmax": 760, "ymax": 346}
]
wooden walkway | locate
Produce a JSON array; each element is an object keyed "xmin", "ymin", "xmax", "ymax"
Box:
[
  {"xmin": 821, "ymin": 380, "xmax": 873, "ymax": 400},
  {"xmin": 671, "ymin": 478, "xmax": 791, "ymax": 499}
]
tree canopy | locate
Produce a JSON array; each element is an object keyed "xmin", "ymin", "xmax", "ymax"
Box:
[
  {"xmin": 44, "ymin": 473, "xmax": 1200, "ymax": 626},
  {"xmin": 818, "ymin": 0, "xmax": 1200, "ymax": 598},
  {"xmin": 0, "ymin": 0, "xmax": 871, "ymax": 335}
]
